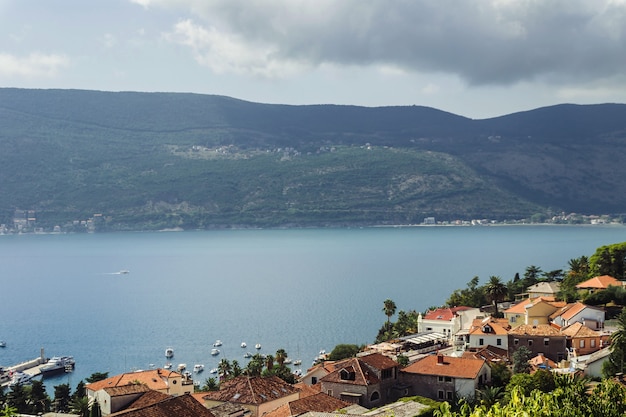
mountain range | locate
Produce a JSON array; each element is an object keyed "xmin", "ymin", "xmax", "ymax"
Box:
[{"xmin": 1, "ymin": 88, "xmax": 625, "ymax": 231}]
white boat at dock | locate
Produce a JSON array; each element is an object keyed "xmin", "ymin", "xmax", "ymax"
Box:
[
  {"xmin": 193, "ymin": 364, "xmax": 204, "ymax": 373},
  {"xmin": 40, "ymin": 356, "xmax": 75, "ymax": 375},
  {"xmin": 9, "ymin": 371, "xmax": 34, "ymax": 386}
]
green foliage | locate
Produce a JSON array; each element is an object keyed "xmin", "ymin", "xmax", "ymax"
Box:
[
  {"xmin": 489, "ymin": 362, "xmax": 511, "ymax": 388},
  {"xmin": 589, "ymin": 242, "xmax": 626, "ymax": 280},
  {"xmin": 328, "ymin": 344, "xmax": 360, "ymax": 361},
  {"xmin": 85, "ymin": 372, "xmax": 108, "ymax": 383},
  {"xmin": 512, "ymin": 346, "xmax": 532, "ymax": 374},
  {"xmin": 446, "ymin": 277, "xmax": 487, "ymax": 308},
  {"xmin": 53, "ymin": 383, "xmax": 71, "ymax": 413}
]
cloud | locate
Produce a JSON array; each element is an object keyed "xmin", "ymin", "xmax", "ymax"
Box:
[
  {"xmin": 0, "ymin": 53, "xmax": 69, "ymax": 78},
  {"xmin": 143, "ymin": 0, "xmax": 626, "ymax": 86}
]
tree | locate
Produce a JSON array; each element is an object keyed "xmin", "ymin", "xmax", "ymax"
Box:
[
  {"xmin": 231, "ymin": 360, "xmax": 242, "ymax": 377},
  {"xmin": 6, "ymin": 384, "xmax": 28, "ymax": 414},
  {"xmin": 29, "ymin": 379, "xmax": 50, "ymax": 414},
  {"xmin": 203, "ymin": 377, "xmax": 218, "ymax": 391},
  {"xmin": 265, "ymin": 354, "xmax": 275, "ymax": 371},
  {"xmin": 245, "ymin": 354, "xmax": 264, "ymax": 377},
  {"xmin": 70, "ymin": 396, "xmax": 90, "ymax": 417},
  {"xmin": 485, "ymin": 276, "xmax": 507, "ymax": 317},
  {"xmin": 89, "ymin": 398, "xmax": 101, "ymax": 417},
  {"xmin": 589, "ymin": 242, "xmax": 626, "ymax": 280},
  {"xmin": 382, "ymin": 299, "xmax": 397, "ymax": 326},
  {"xmin": 328, "ymin": 344, "xmax": 360, "ymax": 361},
  {"xmin": 85, "ymin": 372, "xmax": 108, "ymax": 383},
  {"xmin": 0, "ymin": 405, "xmax": 18, "ymax": 417},
  {"xmin": 396, "ymin": 354, "xmax": 409, "ymax": 367},
  {"xmin": 475, "ymin": 386, "xmax": 504, "ymax": 408},
  {"xmin": 275, "ymin": 349, "xmax": 287, "ymax": 367},
  {"xmin": 512, "ymin": 346, "xmax": 532, "ymax": 374},
  {"xmin": 605, "ymin": 307, "xmax": 626, "ymax": 376},
  {"xmin": 523, "ymin": 265, "xmax": 543, "ymax": 287},
  {"xmin": 73, "ymin": 381, "xmax": 86, "ymax": 400},
  {"xmin": 218, "ymin": 359, "xmax": 232, "ymax": 380},
  {"xmin": 53, "ymin": 383, "xmax": 71, "ymax": 413}
]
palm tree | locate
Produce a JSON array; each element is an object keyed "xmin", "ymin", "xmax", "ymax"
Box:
[
  {"xmin": 70, "ymin": 397, "xmax": 90, "ymax": 417},
  {"xmin": 218, "ymin": 359, "xmax": 232, "ymax": 380},
  {"xmin": 265, "ymin": 354, "xmax": 275, "ymax": 371},
  {"xmin": 246, "ymin": 354, "xmax": 264, "ymax": 377},
  {"xmin": 382, "ymin": 299, "xmax": 397, "ymax": 325},
  {"xmin": 275, "ymin": 349, "xmax": 287, "ymax": 367},
  {"xmin": 608, "ymin": 308, "xmax": 626, "ymax": 374},
  {"xmin": 486, "ymin": 276, "xmax": 507, "ymax": 317},
  {"xmin": 0, "ymin": 405, "xmax": 18, "ymax": 417}
]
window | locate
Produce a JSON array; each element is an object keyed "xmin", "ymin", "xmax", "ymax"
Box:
[
  {"xmin": 311, "ymin": 377, "xmax": 317, "ymax": 384},
  {"xmin": 497, "ymin": 338, "xmax": 502, "ymax": 346},
  {"xmin": 370, "ymin": 392, "xmax": 380, "ymax": 402},
  {"xmin": 479, "ymin": 338, "xmax": 484, "ymax": 346},
  {"xmin": 511, "ymin": 316, "xmax": 517, "ymax": 323},
  {"xmin": 591, "ymin": 339, "xmax": 596, "ymax": 348},
  {"xmin": 427, "ymin": 327, "xmax": 433, "ymax": 331},
  {"xmin": 327, "ymin": 390, "xmax": 333, "ymax": 396},
  {"xmin": 446, "ymin": 391, "xmax": 453, "ymax": 400},
  {"xmin": 445, "ymin": 376, "xmax": 452, "ymax": 382},
  {"xmin": 514, "ymin": 338, "xmax": 519, "ymax": 346},
  {"xmin": 580, "ymin": 340, "xmax": 585, "ymax": 348},
  {"xmin": 438, "ymin": 376, "xmax": 444, "ymax": 382},
  {"xmin": 381, "ymin": 368, "xmax": 393, "ymax": 379},
  {"xmin": 528, "ymin": 340, "xmax": 533, "ymax": 347},
  {"xmin": 544, "ymin": 338, "xmax": 550, "ymax": 346},
  {"xmin": 438, "ymin": 390, "xmax": 444, "ymax": 400}
]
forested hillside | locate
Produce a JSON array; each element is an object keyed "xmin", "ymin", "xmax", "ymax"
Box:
[{"xmin": 1, "ymin": 88, "xmax": 625, "ymax": 231}]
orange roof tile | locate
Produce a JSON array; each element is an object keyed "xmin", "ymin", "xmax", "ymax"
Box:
[
  {"xmin": 108, "ymin": 393, "xmax": 215, "ymax": 417},
  {"xmin": 508, "ymin": 324, "xmax": 564, "ymax": 336},
  {"xmin": 402, "ymin": 355, "xmax": 486, "ymax": 379},
  {"xmin": 576, "ymin": 275, "xmax": 620, "ymax": 289},
  {"xmin": 560, "ymin": 322, "xmax": 603, "ymax": 338},
  {"xmin": 86, "ymin": 369, "xmax": 182, "ymax": 392},
  {"xmin": 468, "ymin": 317, "xmax": 510, "ymax": 335},
  {"xmin": 202, "ymin": 376, "xmax": 299, "ymax": 405},
  {"xmin": 424, "ymin": 306, "xmax": 473, "ymax": 321}
]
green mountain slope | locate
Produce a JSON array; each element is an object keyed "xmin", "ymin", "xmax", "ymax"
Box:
[{"xmin": 1, "ymin": 88, "xmax": 625, "ymax": 231}]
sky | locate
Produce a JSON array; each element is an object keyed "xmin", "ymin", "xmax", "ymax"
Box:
[{"xmin": 1, "ymin": 0, "xmax": 626, "ymax": 119}]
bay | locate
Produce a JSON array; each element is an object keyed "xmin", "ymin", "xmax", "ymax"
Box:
[{"xmin": 0, "ymin": 225, "xmax": 625, "ymax": 393}]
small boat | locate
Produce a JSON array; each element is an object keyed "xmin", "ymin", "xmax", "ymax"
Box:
[
  {"xmin": 244, "ymin": 352, "xmax": 252, "ymax": 358},
  {"xmin": 194, "ymin": 380, "xmax": 200, "ymax": 387},
  {"xmin": 210, "ymin": 368, "xmax": 218, "ymax": 374},
  {"xmin": 255, "ymin": 343, "xmax": 262, "ymax": 350},
  {"xmin": 165, "ymin": 347, "xmax": 174, "ymax": 358},
  {"xmin": 293, "ymin": 369, "xmax": 302, "ymax": 377},
  {"xmin": 283, "ymin": 358, "xmax": 292, "ymax": 364},
  {"xmin": 213, "ymin": 340, "xmax": 222, "ymax": 347},
  {"xmin": 118, "ymin": 269, "xmax": 130, "ymax": 274},
  {"xmin": 164, "ymin": 363, "xmax": 172, "ymax": 370},
  {"xmin": 183, "ymin": 370, "xmax": 192, "ymax": 379},
  {"xmin": 0, "ymin": 341, "xmax": 6, "ymax": 347},
  {"xmin": 177, "ymin": 363, "xmax": 186, "ymax": 372},
  {"xmin": 293, "ymin": 359, "xmax": 302, "ymax": 366},
  {"xmin": 211, "ymin": 348, "xmax": 220, "ymax": 356},
  {"xmin": 241, "ymin": 342, "xmax": 247, "ymax": 348},
  {"xmin": 193, "ymin": 364, "xmax": 204, "ymax": 373}
]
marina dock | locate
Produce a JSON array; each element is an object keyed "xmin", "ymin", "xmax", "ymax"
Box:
[{"xmin": 0, "ymin": 348, "xmax": 62, "ymax": 388}]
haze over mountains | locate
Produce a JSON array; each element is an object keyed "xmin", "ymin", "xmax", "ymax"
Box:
[{"xmin": 1, "ymin": 88, "xmax": 625, "ymax": 231}]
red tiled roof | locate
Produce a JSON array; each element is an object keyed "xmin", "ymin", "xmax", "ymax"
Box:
[
  {"xmin": 108, "ymin": 393, "xmax": 215, "ymax": 417},
  {"xmin": 468, "ymin": 317, "xmax": 510, "ymax": 335},
  {"xmin": 287, "ymin": 392, "xmax": 350, "ymax": 415},
  {"xmin": 202, "ymin": 376, "xmax": 299, "ymax": 405},
  {"xmin": 423, "ymin": 306, "xmax": 473, "ymax": 321},
  {"xmin": 358, "ymin": 352, "xmax": 398, "ymax": 370},
  {"xmin": 125, "ymin": 391, "xmax": 171, "ymax": 409},
  {"xmin": 560, "ymin": 322, "xmax": 603, "ymax": 338},
  {"xmin": 86, "ymin": 369, "xmax": 182, "ymax": 392},
  {"xmin": 293, "ymin": 383, "xmax": 321, "ymax": 398},
  {"xmin": 508, "ymin": 324, "xmax": 564, "ymax": 336},
  {"xmin": 403, "ymin": 355, "xmax": 486, "ymax": 379},
  {"xmin": 576, "ymin": 275, "xmax": 620, "ymax": 289}
]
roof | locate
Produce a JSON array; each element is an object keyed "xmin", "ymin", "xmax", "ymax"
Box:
[
  {"xmin": 293, "ymin": 382, "xmax": 321, "ymax": 398},
  {"xmin": 468, "ymin": 317, "xmax": 510, "ymax": 335},
  {"xmin": 357, "ymin": 352, "xmax": 398, "ymax": 370},
  {"xmin": 462, "ymin": 346, "xmax": 509, "ymax": 363},
  {"xmin": 125, "ymin": 391, "xmax": 172, "ymax": 409},
  {"xmin": 560, "ymin": 322, "xmax": 603, "ymax": 338},
  {"xmin": 508, "ymin": 324, "xmax": 564, "ymax": 337},
  {"xmin": 576, "ymin": 275, "xmax": 620, "ymax": 289},
  {"xmin": 286, "ymin": 393, "xmax": 350, "ymax": 416},
  {"xmin": 103, "ymin": 384, "xmax": 152, "ymax": 397},
  {"xmin": 529, "ymin": 354, "xmax": 558, "ymax": 371},
  {"xmin": 402, "ymin": 355, "xmax": 486, "ymax": 379},
  {"xmin": 527, "ymin": 281, "xmax": 561, "ymax": 294},
  {"xmin": 423, "ymin": 306, "xmax": 473, "ymax": 321},
  {"xmin": 202, "ymin": 376, "xmax": 299, "ymax": 405},
  {"xmin": 108, "ymin": 393, "xmax": 215, "ymax": 417},
  {"xmin": 321, "ymin": 353, "xmax": 397, "ymax": 387},
  {"xmin": 86, "ymin": 369, "xmax": 182, "ymax": 392},
  {"xmin": 504, "ymin": 297, "xmax": 557, "ymax": 315}
]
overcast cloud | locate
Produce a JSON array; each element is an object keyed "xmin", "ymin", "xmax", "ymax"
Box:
[{"xmin": 1, "ymin": 0, "xmax": 626, "ymax": 118}]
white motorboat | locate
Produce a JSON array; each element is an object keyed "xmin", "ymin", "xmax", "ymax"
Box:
[
  {"xmin": 164, "ymin": 363, "xmax": 172, "ymax": 370},
  {"xmin": 293, "ymin": 359, "xmax": 302, "ymax": 366},
  {"xmin": 244, "ymin": 352, "xmax": 252, "ymax": 358},
  {"xmin": 255, "ymin": 343, "xmax": 262, "ymax": 350},
  {"xmin": 40, "ymin": 356, "xmax": 75, "ymax": 375},
  {"xmin": 241, "ymin": 342, "xmax": 247, "ymax": 348},
  {"xmin": 177, "ymin": 363, "xmax": 186, "ymax": 372},
  {"xmin": 193, "ymin": 364, "xmax": 204, "ymax": 373},
  {"xmin": 213, "ymin": 340, "xmax": 222, "ymax": 347},
  {"xmin": 211, "ymin": 348, "xmax": 220, "ymax": 356},
  {"xmin": 209, "ymin": 368, "xmax": 218, "ymax": 374},
  {"xmin": 165, "ymin": 347, "xmax": 174, "ymax": 358},
  {"xmin": 9, "ymin": 371, "xmax": 34, "ymax": 386},
  {"xmin": 0, "ymin": 341, "xmax": 6, "ymax": 347},
  {"xmin": 283, "ymin": 358, "xmax": 292, "ymax": 364}
]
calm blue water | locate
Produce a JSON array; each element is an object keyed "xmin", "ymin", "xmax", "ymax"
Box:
[{"xmin": 1, "ymin": 225, "xmax": 625, "ymax": 393}]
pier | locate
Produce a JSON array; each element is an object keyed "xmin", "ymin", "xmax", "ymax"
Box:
[{"xmin": 0, "ymin": 348, "xmax": 55, "ymax": 388}]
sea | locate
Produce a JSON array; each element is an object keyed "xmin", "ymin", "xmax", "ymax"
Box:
[{"xmin": 1, "ymin": 225, "xmax": 626, "ymax": 394}]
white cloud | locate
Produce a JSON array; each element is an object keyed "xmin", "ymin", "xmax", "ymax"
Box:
[{"xmin": 0, "ymin": 53, "xmax": 69, "ymax": 78}]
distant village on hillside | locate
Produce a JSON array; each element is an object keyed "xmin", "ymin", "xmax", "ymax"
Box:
[{"xmin": 2, "ymin": 209, "xmax": 623, "ymax": 235}]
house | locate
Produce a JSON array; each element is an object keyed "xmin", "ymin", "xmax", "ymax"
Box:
[
  {"xmin": 300, "ymin": 361, "xmax": 335, "ymax": 386},
  {"xmin": 550, "ymin": 302, "xmax": 605, "ymax": 330},
  {"xmin": 528, "ymin": 353, "xmax": 558, "ymax": 372},
  {"xmin": 526, "ymin": 281, "xmax": 561, "ymax": 299},
  {"xmin": 575, "ymin": 275, "xmax": 622, "ymax": 294},
  {"xmin": 418, "ymin": 307, "xmax": 481, "ymax": 341},
  {"xmin": 560, "ymin": 322, "xmax": 609, "ymax": 357},
  {"xmin": 461, "ymin": 345, "xmax": 510, "ymax": 365},
  {"xmin": 401, "ymin": 354, "xmax": 490, "ymax": 401},
  {"xmin": 508, "ymin": 324, "xmax": 568, "ymax": 362},
  {"xmin": 199, "ymin": 376, "xmax": 300, "ymax": 417},
  {"xmin": 319, "ymin": 352, "xmax": 401, "ymax": 408},
  {"xmin": 85, "ymin": 369, "xmax": 193, "ymax": 415},
  {"xmin": 108, "ymin": 393, "xmax": 216, "ymax": 417},
  {"xmin": 578, "ymin": 346, "xmax": 612, "ymax": 378},
  {"xmin": 464, "ymin": 316, "xmax": 511, "ymax": 351},
  {"xmin": 503, "ymin": 297, "xmax": 565, "ymax": 328}
]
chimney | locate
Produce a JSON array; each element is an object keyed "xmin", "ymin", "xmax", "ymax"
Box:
[{"xmin": 437, "ymin": 354, "xmax": 444, "ymax": 364}]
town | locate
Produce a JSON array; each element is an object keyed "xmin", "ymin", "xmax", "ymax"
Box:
[{"xmin": 3, "ymin": 250, "xmax": 626, "ymax": 417}]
